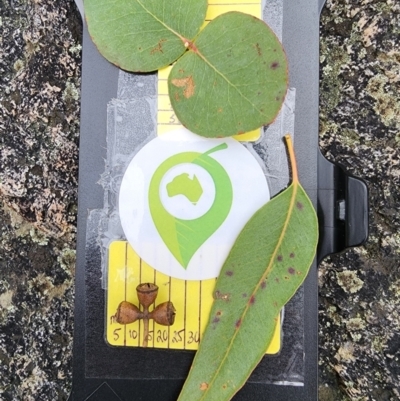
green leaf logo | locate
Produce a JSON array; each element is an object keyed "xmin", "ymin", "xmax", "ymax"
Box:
[{"xmin": 149, "ymin": 143, "xmax": 233, "ymax": 268}]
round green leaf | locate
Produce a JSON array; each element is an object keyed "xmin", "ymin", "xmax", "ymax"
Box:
[
  {"xmin": 168, "ymin": 12, "xmax": 288, "ymax": 137},
  {"xmin": 85, "ymin": 0, "xmax": 208, "ymax": 72}
]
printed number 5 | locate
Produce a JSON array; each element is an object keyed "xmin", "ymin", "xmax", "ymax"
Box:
[{"xmin": 113, "ymin": 328, "xmax": 121, "ymax": 341}]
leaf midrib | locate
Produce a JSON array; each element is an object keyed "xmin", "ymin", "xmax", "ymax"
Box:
[{"xmin": 136, "ymin": 0, "xmax": 187, "ymax": 43}]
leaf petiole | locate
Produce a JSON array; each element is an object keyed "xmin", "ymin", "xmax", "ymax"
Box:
[{"xmin": 284, "ymin": 134, "xmax": 298, "ymax": 183}]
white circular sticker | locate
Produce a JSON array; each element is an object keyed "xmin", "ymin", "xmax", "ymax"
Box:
[{"xmin": 119, "ymin": 128, "xmax": 270, "ymax": 280}]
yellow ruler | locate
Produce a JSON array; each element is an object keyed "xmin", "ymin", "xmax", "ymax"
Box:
[{"xmin": 107, "ymin": 241, "xmax": 281, "ymax": 354}]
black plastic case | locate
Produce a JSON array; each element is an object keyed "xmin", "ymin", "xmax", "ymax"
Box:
[{"xmin": 68, "ymin": 1, "xmax": 368, "ymax": 400}]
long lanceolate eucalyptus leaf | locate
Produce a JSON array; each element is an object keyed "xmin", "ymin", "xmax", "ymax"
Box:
[{"xmin": 178, "ymin": 135, "xmax": 319, "ymax": 401}]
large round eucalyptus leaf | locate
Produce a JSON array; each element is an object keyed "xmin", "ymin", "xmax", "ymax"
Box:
[
  {"xmin": 85, "ymin": 0, "xmax": 208, "ymax": 72},
  {"xmin": 168, "ymin": 12, "xmax": 288, "ymax": 137}
]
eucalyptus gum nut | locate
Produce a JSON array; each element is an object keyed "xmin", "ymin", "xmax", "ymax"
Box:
[
  {"xmin": 115, "ymin": 301, "xmax": 141, "ymax": 325},
  {"xmin": 150, "ymin": 302, "xmax": 176, "ymax": 326},
  {"xmin": 136, "ymin": 283, "xmax": 159, "ymax": 308}
]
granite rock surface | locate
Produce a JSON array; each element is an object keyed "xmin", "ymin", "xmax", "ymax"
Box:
[
  {"xmin": 0, "ymin": 0, "xmax": 399, "ymax": 400},
  {"xmin": 319, "ymin": 1, "xmax": 400, "ymax": 400},
  {"xmin": 0, "ymin": 0, "xmax": 80, "ymax": 400}
]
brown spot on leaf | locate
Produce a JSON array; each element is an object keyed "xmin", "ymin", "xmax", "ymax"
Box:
[
  {"xmin": 171, "ymin": 76, "xmax": 195, "ymax": 99},
  {"xmin": 174, "ymin": 92, "xmax": 180, "ymax": 102},
  {"xmin": 216, "ymin": 310, "xmax": 222, "ymax": 316},
  {"xmin": 249, "ymin": 295, "xmax": 255, "ymax": 305},
  {"xmin": 242, "ymin": 293, "xmax": 247, "ymax": 298},
  {"xmin": 255, "ymin": 43, "xmax": 262, "ymax": 56},
  {"xmin": 226, "ymin": 270, "xmax": 233, "ymax": 277},
  {"xmin": 151, "ymin": 39, "xmax": 167, "ymax": 55},
  {"xmin": 296, "ymin": 201, "xmax": 304, "ymax": 210},
  {"xmin": 290, "ymin": 252, "xmax": 295, "ymax": 258},
  {"xmin": 215, "ymin": 290, "xmax": 230, "ymax": 301},
  {"xmin": 271, "ymin": 61, "xmax": 280, "ymax": 69},
  {"xmin": 288, "ymin": 267, "xmax": 296, "ymax": 275},
  {"xmin": 275, "ymin": 278, "xmax": 280, "ymax": 283},
  {"xmin": 212, "ymin": 317, "xmax": 220, "ymax": 324},
  {"xmin": 261, "ymin": 281, "xmax": 267, "ymax": 289},
  {"xmin": 235, "ymin": 319, "xmax": 242, "ymax": 328},
  {"xmin": 200, "ymin": 382, "xmax": 208, "ymax": 391},
  {"xmin": 284, "ymin": 276, "xmax": 290, "ymax": 280},
  {"xmin": 277, "ymin": 255, "xmax": 283, "ymax": 262}
]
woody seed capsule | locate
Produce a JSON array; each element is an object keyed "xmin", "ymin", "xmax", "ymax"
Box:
[
  {"xmin": 115, "ymin": 301, "xmax": 142, "ymax": 324},
  {"xmin": 136, "ymin": 283, "xmax": 159, "ymax": 308},
  {"xmin": 150, "ymin": 301, "xmax": 176, "ymax": 326}
]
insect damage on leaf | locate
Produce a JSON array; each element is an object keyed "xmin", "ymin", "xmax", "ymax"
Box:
[
  {"xmin": 171, "ymin": 76, "xmax": 196, "ymax": 98},
  {"xmin": 151, "ymin": 39, "xmax": 167, "ymax": 55},
  {"xmin": 214, "ymin": 290, "xmax": 230, "ymax": 302},
  {"xmin": 200, "ymin": 383, "xmax": 209, "ymax": 391},
  {"xmin": 177, "ymin": 134, "xmax": 319, "ymax": 401}
]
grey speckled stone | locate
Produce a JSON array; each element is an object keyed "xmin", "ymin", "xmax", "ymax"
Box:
[
  {"xmin": 319, "ymin": 1, "xmax": 400, "ymax": 400},
  {"xmin": 0, "ymin": 0, "xmax": 398, "ymax": 400},
  {"xmin": 0, "ymin": 0, "xmax": 80, "ymax": 400}
]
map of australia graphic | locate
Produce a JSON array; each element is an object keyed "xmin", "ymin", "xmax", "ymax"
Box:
[{"xmin": 166, "ymin": 173, "xmax": 203, "ymax": 204}]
